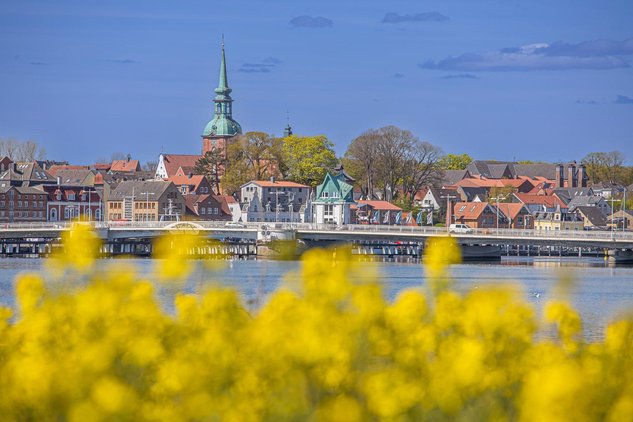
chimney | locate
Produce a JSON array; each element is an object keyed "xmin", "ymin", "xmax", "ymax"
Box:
[
  {"xmin": 578, "ymin": 164, "xmax": 587, "ymax": 188},
  {"xmin": 567, "ymin": 163, "xmax": 577, "ymax": 188},
  {"xmin": 56, "ymin": 176, "xmax": 61, "ymax": 186},
  {"xmin": 270, "ymin": 176, "xmax": 275, "ymax": 183},
  {"xmin": 555, "ymin": 164, "xmax": 564, "ymax": 188},
  {"xmin": 188, "ymin": 172, "xmax": 193, "ymax": 179}
]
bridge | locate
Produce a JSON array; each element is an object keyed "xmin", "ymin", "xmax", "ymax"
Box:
[{"xmin": 0, "ymin": 221, "xmax": 631, "ymax": 260}]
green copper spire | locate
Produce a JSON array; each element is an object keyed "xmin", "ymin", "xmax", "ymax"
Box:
[
  {"xmin": 203, "ymin": 37, "xmax": 242, "ymax": 138},
  {"xmin": 215, "ymin": 35, "xmax": 231, "ymax": 97}
]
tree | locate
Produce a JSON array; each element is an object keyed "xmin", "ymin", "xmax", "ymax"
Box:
[
  {"xmin": 439, "ymin": 153, "xmax": 472, "ymax": 170},
  {"xmin": 344, "ymin": 126, "xmax": 444, "ymax": 204},
  {"xmin": 0, "ymin": 138, "xmax": 46, "ymax": 161},
  {"xmin": 282, "ymin": 135, "xmax": 337, "ymax": 187},
  {"xmin": 400, "ymin": 140, "xmax": 444, "ymax": 206},
  {"xmin": 582, "ymin": 151, "xmax": 625, "ymax": 184},
  {"xmin": 343, "ymin": 130, "xmax": 380, "ymax": 198},
  {"xmin": 195, "ymin": 148, "xmax": 226, "ymax": 194},
  {"xmin": 143, "ymin": 161, "xmax": 158, "ymax": 172}
]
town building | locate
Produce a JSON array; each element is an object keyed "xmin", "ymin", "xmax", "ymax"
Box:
[
  {"xmin": 608, "ymin": 210, "xmax": 633, "ymax": 230},
  {"xmin": 496, "ymin": 203, "xmax": 534, "ymax": 229},
  {"xmin": 0, "ymin": 161, "xmax": 56, "ymax": 187},
  {"xmin": 155, "ymin": 154, "xmax": 202, "ymax": 180},
  {"xmin": 312, "ymin": 173, "xmax": 355, "ymax": 225},
  {"xmin": 241, "ymin": 179, "xmax": 310, "ymax": 223},
  {"xmin": 0, "ymin": 186, "xmax": 48, "ymax": 222},
  {"xmin": 110, "ymin": 157, "xmax": 141, "ymax": 174},
  {"xmin": 166, "ymin": 174, "xmax": 213, "ymax": 195},
  {"xmin": 572, "ymin": 206, "xmax": 607, "ymax": 229},
  {"xmin": 534, "ymin": 207, "xmax": 584, "ymax": 231},
  {"xmin": 107, "ymin": 180, "xmax": 184, "ymax": 222},
  {"xmin": 416, "ymin": 187, "xmax": 459, "ymax": 212},
  {"xmin": 452, "ymin": 202, "xmax": 506, "ymax": 228},
  {"xmin": 354, "ymin": 200, "xmax": 403, "ymax": 225},
  {"xmin": 184, "ymin": 194, "xmax": 232, "ymax": 221},
  {"xmin": 40, "ymin": 185, "xmax": 102, "ymax": 222},
  {"xmin": 201, "ymin": 40, "xmax": 242, "ymax": 156}
]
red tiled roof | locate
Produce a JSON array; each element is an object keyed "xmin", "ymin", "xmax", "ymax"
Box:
[
  {"xmin": 92, "ymin": 163, "xmax": 111, "ymax": 171},
  {"xmin": 111, "ymin": 159, "xmax": 140, "ymax": 173},
  {"xmin": 496, "ymin": 203, "xmax": 528, "ymax": 220},
  {"xmin": 212, "ymin": 195, "xmax": 232, "ymax": 215},
  {"xmin": 162, "ymin": 155, "xmax": 202, "ymax": 178},
  {"xmin": 47, "ymin": 165, "xmax": 89, "ymax": 176},
  {"xmin": 215, "ymin": 194, "xmax": 237, "ymax": 204},
  {"xmin": 356, "ymin": 200, "xmax": 403, "ymax": 211},
  {"xmin": 453, "ymin": 202, "xmax": 490, "ymax": 219},
  {"xmin": 166, "ymin": 175, "xmax": 206, "ymax": 191}
]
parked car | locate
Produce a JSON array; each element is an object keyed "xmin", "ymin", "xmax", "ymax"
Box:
[
  {"xmin": 224, "ymin": 221, "xmax": 246, "ymax": 228},
  {"xmin": 449, "ymin": 223, "xmax": 473, "ymax": 234}
]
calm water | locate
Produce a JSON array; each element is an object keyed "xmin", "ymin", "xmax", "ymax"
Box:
[{"xmin": 1, "ymin": 257, "xmax": 632, "ymax": 341}]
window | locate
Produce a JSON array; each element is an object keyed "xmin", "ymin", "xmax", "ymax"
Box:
[
  {"xmin": 459, "ymin": 205, "xmax": 466, "ymax": 212},
  {"xmin": 214, "ymin": 208, "xmax": 219, "ymax": 215},
  {"xmin": 18, "ymin": 201, "xmax": 22, "ymax": 208},
  {"xmin": 201, "ymin": 207, "xmax": 206, "ymax": 215},
  {"xmin": 68, "ymin": 193, "xmax": 75, "ymax": 200},
  {"xmin": 324, "ymin": 204, "xmax": 334, "ymax": 217},
  {"xmin": 322, "ymin": 192, "xmax": 329, "ymax": 198}
]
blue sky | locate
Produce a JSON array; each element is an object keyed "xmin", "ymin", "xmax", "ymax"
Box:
[{"xmin": 1, "ymin": 0, "xmax": 632, "ymax": 164}]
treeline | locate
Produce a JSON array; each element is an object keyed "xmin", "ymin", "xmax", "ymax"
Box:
[
  {"xmin": 0, "ymin": 138, "xmax": 46, "ymax": 162},
  {"xmin": 582, "ymin": 151, "xmax": 633, "ymax": 186},
  {"xmin": 342, "ymin": 126, "xmax": 444, "ymax": 205}
]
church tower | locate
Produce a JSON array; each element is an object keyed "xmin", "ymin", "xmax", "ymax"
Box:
[{"xmin": 202, "ymin": 39, "xmax": 242, "ymax": 155}]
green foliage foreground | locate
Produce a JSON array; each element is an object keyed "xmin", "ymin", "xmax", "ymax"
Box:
[{"xmin": 0, "ymin": 227, "xmax": 632, "ymax": 421}]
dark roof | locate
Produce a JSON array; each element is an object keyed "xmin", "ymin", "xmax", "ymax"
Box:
[
  {"xmin": 54, "ymin": 169, "xmax": 94, "ymax": 186},
  {"xmin": 110, "ymin": 180, "xmax": 175, "ymax": 201},
  {"xmin": 441, "ymin": 169, "xmax": 470, "ymax": 186},
  {"xmin": 574, "ymin": 206, "xmax": 607, "ymax": 226},
  {"xmin": 567, "ymin": 195, "xmax": 606, "ymax": 210},
  {"xmin": 457, "ymin": 186, "xmax": 488, "ymax": 202}
]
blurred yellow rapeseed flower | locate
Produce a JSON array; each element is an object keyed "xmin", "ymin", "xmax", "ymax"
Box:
[
  {"xmin": 53, "ymin": 222, "xmax": 101, "ymax": 272},
  {"xmin": 423, "ymin": 236, "xmax": 462, "ymax": 292},
  {"xmin": 0, "ymin": 242, "xmax": 631, "ymax": 421}
]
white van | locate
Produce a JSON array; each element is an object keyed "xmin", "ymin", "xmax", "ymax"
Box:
[{"xmin": 449, "ymin": 223, "xmax": 473, "ymax": 234}]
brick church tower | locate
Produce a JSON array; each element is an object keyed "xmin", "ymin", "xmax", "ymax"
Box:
[{"xmin": 201, "ymin": 39, "xmax": 242, "ymax": 155}]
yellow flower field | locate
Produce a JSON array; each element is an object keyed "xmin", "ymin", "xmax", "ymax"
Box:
[{"xmin": 0, "ymin": 225, "xmax": 631, "ymax": 421}]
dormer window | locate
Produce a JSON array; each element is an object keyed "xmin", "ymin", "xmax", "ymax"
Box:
[{"xmin": 56, "ymin": 193, "xmax": 61, "ymax": 201}]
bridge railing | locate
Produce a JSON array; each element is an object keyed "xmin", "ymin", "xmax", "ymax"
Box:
[
  {"xmin": 1, "ymin": 220, "xmax": 632, "ymax": 242},
  {"xmin": 293, "ymin": 223, "xmax": 633, "ymax": 242}
]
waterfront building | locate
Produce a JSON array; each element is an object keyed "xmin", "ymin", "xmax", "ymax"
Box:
[
  {"xmin": 40, "ymin": 185, "xmax": 102, "ymax": 222},
  {"xmin": 312, "ymin": 173, "xmax": 354, "ymax": 225},
  {"xmin": 608, "ymin": 210, "xmax": 633, "ymax": 230},
  {"xmin": 107, "ymin": 180, "xmax": 184, "ymax": 222},
  {"xmin": 240, "ymin": 179, "xmax": 310, "ymax": 223},
  {"xmin": 496, "ymin": 203, "xmax": 534, "ymax": 229},
  {"xmin": 201, "ymin": 40, "xmax": 242, "ymax": 156},
  {"xmin": 184, "ymin": 194, "xmax": 232, "ymax": 221},
  {"xmin": 0, "ymin": 186, "xmax": 47, "ymax": 223},
  {"xmin": 534, "ymin": 207, "xmax": 584, "ymax": 231},
  {"xmin": 452, "ymin": 202, "xmax": 507, "ymax": 228},
  {"xmin": 572, "ymin": 206, "xmax": 608, "ymax": 229},
  {"xmin": 354, "ymin": 200, "xmax": 403, "ymax": 225}
]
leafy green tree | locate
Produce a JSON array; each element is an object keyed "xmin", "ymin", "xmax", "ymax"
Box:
[
  {"xmin": 439, "ymin": 153, "xmax": 473, "ymax": 170},
  {"xmin": 581, "ymin": 151, "xmax": 625, "ymax": 184},
  {"xmin": 282, "ymin": 135, "xmax": 337, "ymax": 187}
]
